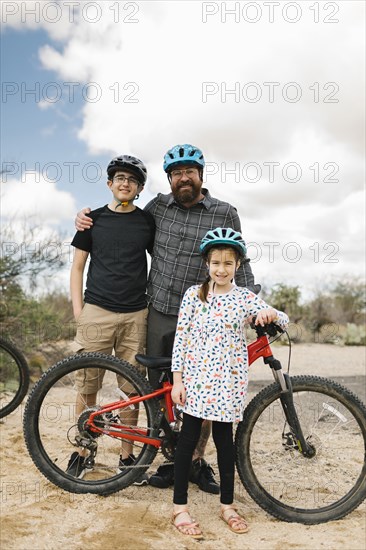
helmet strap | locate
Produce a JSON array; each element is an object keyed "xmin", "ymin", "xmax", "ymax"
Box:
[
  {"xmin": 113, "ymin": 192, "xmax": 139, "ymax": 210},
  {"xmin": 113, "ymin": 193, "xmax": 129, "ymax": 209}
]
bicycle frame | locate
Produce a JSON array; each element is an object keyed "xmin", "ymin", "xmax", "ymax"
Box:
[
  {"xmin": 86, "ymin": 384, "xmax": 174, "ymax": 448},
  {"xmin": 84, "ymin": 332, "xmax": 281, "ymax": 449}
]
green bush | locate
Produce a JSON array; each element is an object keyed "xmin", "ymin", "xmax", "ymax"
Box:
[
  {"xmin": 342, "ymin": 323, "xmax": 366, "ymax": 346},
  {"xmin": 1, "ymin": 286, "xmax": 74, "ymax": 351}
]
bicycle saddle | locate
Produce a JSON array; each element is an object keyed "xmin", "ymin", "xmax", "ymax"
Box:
[{"xmin": 135, "ymin": 354, "xmax": 172, "ymax": 370}]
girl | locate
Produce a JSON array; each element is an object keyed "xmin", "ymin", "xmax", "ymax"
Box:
[{"xmin": 171, "ymin": 227, "xmax": 289, "ymax": 539}]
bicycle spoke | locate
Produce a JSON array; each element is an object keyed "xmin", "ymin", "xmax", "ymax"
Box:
[
  {"xmin": 40, "ymin": 370, "xmax": 143, "ymax": 476},
  {"xmin": 24, "ymin": 353, "xmax": 158, "ymax": 494},
  {"xmin": 236, "ymin": 376, "xmax": 366, "ymax": 523}
]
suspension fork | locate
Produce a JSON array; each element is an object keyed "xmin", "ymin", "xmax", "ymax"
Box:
[{"xmin": 265, "ymin": 357, "xmax": 315, "ymax": 458}]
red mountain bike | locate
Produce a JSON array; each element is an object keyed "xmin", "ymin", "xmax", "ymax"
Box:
[{"xmin": 24, "ymin": 323, "xmax": 366, "ymax": 524}]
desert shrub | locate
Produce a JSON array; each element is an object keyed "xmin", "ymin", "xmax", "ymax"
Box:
[
  {"xmin": 1, "ymin": 219, "xmax": 74, "ymax": 352},
  {"xmin": 342, "ymin": 323, "xmax": 366, "ymax": 346}
]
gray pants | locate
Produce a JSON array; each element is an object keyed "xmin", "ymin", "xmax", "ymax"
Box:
[{"xmin": 146, "ymin": 305, "xmax": 178, "ymax": 389}]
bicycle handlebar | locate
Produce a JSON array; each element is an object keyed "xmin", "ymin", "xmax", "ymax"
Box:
[{"xmin": 250, "ymin": 317, "xmax": 284, "ymax": 338}]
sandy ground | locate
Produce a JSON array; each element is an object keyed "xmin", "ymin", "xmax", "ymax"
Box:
[{"xmin": 1, "ymin": 343, "xmax": 365, "ymax": 550}]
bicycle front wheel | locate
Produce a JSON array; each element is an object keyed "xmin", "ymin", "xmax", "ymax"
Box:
[
  {"xmin": 24, "ymin": 353, "xmax": 159, "ymax": 495},
  {"xmin": 0, "ymin": 337, "xmax": 30, "ymax": 418},
  {"xmin": 235, "ymin": 375, "xmax": 366, "ymax": 524}
]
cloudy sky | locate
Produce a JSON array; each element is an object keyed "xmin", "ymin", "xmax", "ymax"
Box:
[{"xmin": 1, "ymin": 0, "xmax": 365, "ymax": 297}]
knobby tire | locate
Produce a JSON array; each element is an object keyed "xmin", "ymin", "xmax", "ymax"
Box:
[
  {"xmin": 0, "ymin": 337, "xmax": 30, "ymax": 419},
  {"xmin": 24, "ymin": 353, "xmax": 159, "ymax": 495},
  {"xmin": 235, "ymin": 375, "xmax": 366, "ymax": 524}
]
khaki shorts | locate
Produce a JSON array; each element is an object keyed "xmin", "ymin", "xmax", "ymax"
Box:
[{"xmin": 71, "ymin": 303, "xmax": 148, "ymax": 394}]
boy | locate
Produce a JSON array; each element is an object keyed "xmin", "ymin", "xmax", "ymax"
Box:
[{"xmin": 68, "ymin": 155, "xmax": 155, "ymax": 482}]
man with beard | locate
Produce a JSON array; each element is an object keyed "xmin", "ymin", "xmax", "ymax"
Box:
[{"xmin": 75, "ymin": 144, "xmax": 259, "ymax": 494}]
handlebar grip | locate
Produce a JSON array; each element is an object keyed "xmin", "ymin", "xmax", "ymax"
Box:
[{"xmin": 250, "ymin": 317, "xmax": 284, "ymax": 337}]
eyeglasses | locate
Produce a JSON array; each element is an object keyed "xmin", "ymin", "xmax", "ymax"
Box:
[
  {"xmin": 113, "ymin": 175, "xmax": 139, "ymax": 185},
  {"xmin": 170, "ymin": 168, "xmax": 199, "ymax": 179}
]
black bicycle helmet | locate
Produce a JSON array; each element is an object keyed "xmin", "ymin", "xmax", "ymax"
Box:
[{"xmin": 107, "ymin": 155, "xmax": 147, "ymax": 185}]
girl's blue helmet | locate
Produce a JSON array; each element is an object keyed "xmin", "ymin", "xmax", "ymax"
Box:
[
  {"xmin": 200, "ymin": 227, "xmax": 247, "ymax": 257},
  {"xmin": 163, "ymin": 144, "xmax": 205, "ymax": 173}
]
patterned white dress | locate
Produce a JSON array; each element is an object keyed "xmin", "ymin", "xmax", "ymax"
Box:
[{"xmin": 171, "ymin": 285, "xmax": 289, "ymax": 423}]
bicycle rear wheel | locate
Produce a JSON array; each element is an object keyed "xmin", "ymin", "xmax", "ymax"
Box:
[
  {"xmin": 24, "ymin": 352, "xmax": 159, "ymax": 495},
  {"xmin": 235, "ymin": 375, "xmax": 366, "ymax": 524},
  {"xmin": 0, "ymin": 337, "xmax": 29, "ymax": 418}
]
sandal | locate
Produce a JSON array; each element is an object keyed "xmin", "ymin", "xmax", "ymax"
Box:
[
  {"xmin": 220, "ymin": 505, "xmax": 249, "ymax": 534},
  {"xmin": 172, "ymin": 508, "xmax": 204, "ymax": 540}
]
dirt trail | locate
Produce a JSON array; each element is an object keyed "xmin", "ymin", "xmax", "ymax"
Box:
[{"xmin": 1, "ymin": 344, "xmax": 365, "ymax": 550}]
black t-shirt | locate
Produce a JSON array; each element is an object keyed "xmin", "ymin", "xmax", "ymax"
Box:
[{"xmin": 71, "ymin": 205, "xmax": 155, "ymax": 313}]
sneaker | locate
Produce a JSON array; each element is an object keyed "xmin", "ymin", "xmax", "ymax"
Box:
[
  {"xmin": 189, "ymin": 458, "xmax": 220, "ymax": 495},
  {"xmin": 149, "ymin": 463, "xmax": 174, "ymax": 488},
  {"xmin": 66, "ymin": 452, "xmax": 86, "ymax": 479},
  {"xmin": 117, "ymin": 454, "xmax": 149, "ymax": 486}
]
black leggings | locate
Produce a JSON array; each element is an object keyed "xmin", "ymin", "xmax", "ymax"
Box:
[{"xmin": 173, "ymin": 413, "xmax": 235, "ymax": 505}]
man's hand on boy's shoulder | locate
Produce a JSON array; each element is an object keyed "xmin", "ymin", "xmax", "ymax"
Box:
[{"xmin": 75, "ymin": 207, "xmax": 93, "ymax": 231}]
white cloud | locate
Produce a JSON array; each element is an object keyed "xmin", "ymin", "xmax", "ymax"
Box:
[
  {"xmin": 1, "ymin": 172, "xmax": 76, "ymax": 224},
  {"xmin": 3, "ymin": 1, "xmax": 365, "ymax": 290},
  {"xmin": 38, "ymin": 98, "xmax": 54, "ymax": 110},
  {"xmin": 1, "ymin": 172, "xmax": 77, "ymax": 296},
  {"xmin": 29, "ymin": 2, "xmax": 363, "ymax": 162}
]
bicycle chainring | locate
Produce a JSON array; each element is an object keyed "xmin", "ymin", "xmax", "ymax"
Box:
[{"xmin": 161, "ymin": 431, "xmax": 179, "ymax": 461}]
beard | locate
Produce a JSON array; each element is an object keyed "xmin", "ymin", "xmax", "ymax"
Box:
[{"xmin": 172, "ymin": 183, "xmax": 201, "ymax": 205}]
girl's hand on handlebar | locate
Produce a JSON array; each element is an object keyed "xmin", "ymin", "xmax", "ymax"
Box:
[
  {"xmin": 171, "ymin": 382, "xmax": 186, "ymax": 406},
  {"xmin": 75, "ymin": 207, "xmax": 93, "ymax": 231},
  {"xmin": 255, "ymin": 308, "xmax": 278, "ymax": 327}
]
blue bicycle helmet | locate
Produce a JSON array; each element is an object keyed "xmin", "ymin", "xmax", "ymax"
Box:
[
  {"xmin": 107, "ymin": 155, "xmax": 147, "ymax": 185},
  {"xmin": 163, "ymin": 144, "xmax": 205, "ymax": 173},
  {"xmin": 200, "ymin": 227, "xmax": 247, "ymax": 257}
]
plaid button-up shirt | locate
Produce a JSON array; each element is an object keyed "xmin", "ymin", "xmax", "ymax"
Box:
[{"xmin": 144, "ymin": 189, "xmax": 256, "ymax": 316}]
